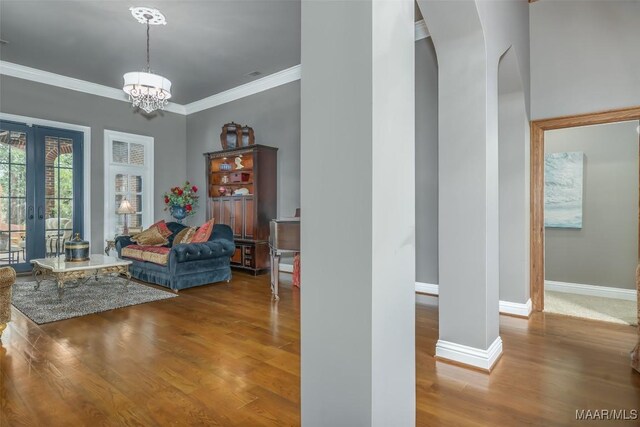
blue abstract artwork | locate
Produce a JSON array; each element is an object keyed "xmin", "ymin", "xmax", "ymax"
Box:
[{"xmin": 544, "ymin": 152, "xmax": 584, "ymax": 228}]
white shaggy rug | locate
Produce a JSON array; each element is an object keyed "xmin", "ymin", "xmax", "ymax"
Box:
[{"xmin": 544, "ymin": 290, "xmax": 637, "ymax": 326}]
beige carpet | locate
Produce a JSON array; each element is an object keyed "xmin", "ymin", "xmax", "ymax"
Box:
[{"xmin": 544, "ymin": 290, "xmax": 637, "ymax": 326}]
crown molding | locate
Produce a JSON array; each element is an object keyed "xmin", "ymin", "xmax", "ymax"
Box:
[
  {"xmin": 415, "ymin": 19, "xmax": 430, "ymax": 41},
  {"xmin": 0, "ymin": 60, "xmax": 187, "ymax": 115},
  {"xmin": 1, "ymin": 19, "xmax": 428, "ymax": 116},
  {"xmin": 184, "ymin": 65, "xmax": 302, "ymax": 115}
]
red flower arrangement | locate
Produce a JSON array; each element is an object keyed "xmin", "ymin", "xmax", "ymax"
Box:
[{"xmin": 163, "ymin": 181, "xmax": 199, "ymax": 217}]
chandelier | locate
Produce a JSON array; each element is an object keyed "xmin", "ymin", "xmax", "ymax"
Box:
[{"xmin": 123, "ymin": 7, "xmax": 172, "ymax": 114}]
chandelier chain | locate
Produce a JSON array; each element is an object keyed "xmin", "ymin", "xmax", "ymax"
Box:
[{"xmin": 146, "ymin": 19, "xmax": 150, "ymax": 72}]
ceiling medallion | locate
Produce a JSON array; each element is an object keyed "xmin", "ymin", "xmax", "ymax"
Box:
[{"xmin": 123, "ymin": 7, "xmax": 172, "ymax": 114}]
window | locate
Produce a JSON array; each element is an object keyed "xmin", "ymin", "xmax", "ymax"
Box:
[{"xmin": 104, "ymin": 130, "xmax": 154, "ymax": 239}]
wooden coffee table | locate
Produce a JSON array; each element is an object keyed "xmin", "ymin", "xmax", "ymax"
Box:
[{"xmin": 31, "ymin": 255, "xmax": 132, "ymax": 299}]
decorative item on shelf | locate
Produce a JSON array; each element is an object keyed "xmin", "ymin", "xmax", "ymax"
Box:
[
  {"xmin": 233, "ymin": 188, "xmax": 250, "ymax": 196},
  {"xmin": 65, "ymin": 233, "xmax": 90, "ymax": 262},
  {"xmin": 164, "ymin": 181, "xmax": 199, "ymax": 224},
  {"xmin": 219, "ymin": 157, "xmax": 232, "ymax": 171},
  {"xmin": 221, "ymin": 175, "xmax": 229, "ymax": 184},
  {"xmin": 117, "ymin": 198, "xmax": 137, "ymax": 235},
  {"xmin": 234, "ymin": 156, "xmax": 244, "ymax": 170},
  {"xmin": 220, "ymin": 122, "xmax": 242, "ymax": 149},
  {"xmin": 241, "ymin": 126, "xmax": 255, "ymax": 146},
  {"xmin": 218, "ymin": 186, "xmax": 228, "ymax": 196},
  {"xmin": 122, "ymin": 7, "xmax": 172, "ymax": 114},
  {"xmin": 230, "ymin": 172, "xmax": 251, "ymax": 183}
]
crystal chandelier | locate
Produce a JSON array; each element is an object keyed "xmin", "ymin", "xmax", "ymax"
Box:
[{"xmin": 123, "ymin": 7, "xmax": 172, "ymax": 114}]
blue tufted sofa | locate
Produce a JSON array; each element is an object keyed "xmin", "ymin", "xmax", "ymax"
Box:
[{"xmin": 115, "ymin": 222, "xmax": 235, "ymax": 291}]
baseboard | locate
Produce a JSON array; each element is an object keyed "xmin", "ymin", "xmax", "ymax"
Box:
[
  {"xmin": 435, "ymin": 336, "xmax": 503, "ymax": 372},
  {"xmin": 415, "ymin": 282, "xmax": 439, "ymax": 295},
  {"xmin": 279, "ymin": 263, "xmax": 293, "ymax": 273},
  {"xmin": 499, "ymin": 299, "xmax": 532, "ymax": 318},
  {"xmin": 415, "ymin": 283, "xmax": 531, "ymax": 317},
  {"xmin": 545, "ymin": 280, "xmax": 636, "ymax": 301}
]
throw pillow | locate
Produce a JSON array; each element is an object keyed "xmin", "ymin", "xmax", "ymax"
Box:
[
  {"xmin": 131, "ymin": 226, "xmax": 169, "ymax": 246},
  {"xmin": 190, "ymin": 219, "xmax": 215, "ymax": 243},
  {"xmin": 173, "ymin": 226, "xmax": 197, "ymax": 245},
  {"xmin": 151, "ymin": 220, "xmax": 173, "ymax": 239}
]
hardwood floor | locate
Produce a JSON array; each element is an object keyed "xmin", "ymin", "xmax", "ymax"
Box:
[{"xmin": 1, "ymin": 273, "xmax": 638, "ymax": 426}]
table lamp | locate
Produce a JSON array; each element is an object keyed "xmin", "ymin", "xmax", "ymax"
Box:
[{"xmin": 117, "ymin": 199, "xmax": 136, "ymax": 235}]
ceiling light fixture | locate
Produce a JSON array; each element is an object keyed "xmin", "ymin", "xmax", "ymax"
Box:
[{"xmin": 123, "ymin": 7, "xmax": 171, "ymax": 114}]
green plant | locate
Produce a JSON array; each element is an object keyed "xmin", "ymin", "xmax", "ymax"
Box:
[{"xmin": 163, "ymin": 181, "xmax": 199, "ymax": 216}]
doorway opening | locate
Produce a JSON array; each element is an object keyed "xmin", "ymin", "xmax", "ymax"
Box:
[{"xmin": 530, "ymin": 107, "xmax": 640, "ymax": 321}]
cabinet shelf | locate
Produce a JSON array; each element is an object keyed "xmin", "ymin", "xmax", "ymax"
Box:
[
  {"xmin": 213, "ymin": 182, "xmax": 254, "ymax": 185},
  {"xmin": 210, "ymin": 170, "xmax": 253, "ymax": 174}
]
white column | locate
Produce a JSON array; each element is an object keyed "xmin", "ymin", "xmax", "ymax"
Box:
[
  {"xmin": 418, "ymin": 0, "xmax": 502, "ymax": 371},
  {"xmin": 301, "ymin": 0, "xmax": 416, "ymax": 425}
]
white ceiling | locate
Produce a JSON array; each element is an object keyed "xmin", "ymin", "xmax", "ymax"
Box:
[{"xmin": 0, "ymin": 1, "xmax": 301, "ymax": 104}]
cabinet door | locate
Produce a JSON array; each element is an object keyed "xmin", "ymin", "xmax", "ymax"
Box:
[
  {"xmin": 232, "ymin": 198, "xmax": 243, "ymax": 238},
  {"xmin": 244, "ymin": 197, "xmax": 255, "ymax": 239},
  {"xmin": 220, "ymin": 198, "xmax": 232, "ymax": 227},
  {"xmin": 211, "ymin": 199, "xmax": 221, "ymax": 222}
]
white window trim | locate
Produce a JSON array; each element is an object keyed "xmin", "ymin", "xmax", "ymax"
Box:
[
  {"xmin": 0, "ymin": 112, "xmax": 91, "ymax": 242},
  {"xmin": 103, "ymin": 130, "xmax": 154, "ymax": 240}
]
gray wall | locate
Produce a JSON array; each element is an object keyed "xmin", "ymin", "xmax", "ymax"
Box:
[
  {"xmin": 531, "ymin": 0, "xmax": 640, "ymax": 120},
  {"xmin": 415, "ymin": 37, "xmax": 439, "ymax": 285},
  {"xmin": 498, "ymin": 48, "xmax": 530, "ymax": 305},
  {"xmin": 186, "ymin": 81, "xmax": 301, "ymax": 226},
  {"xmin": 545, "ymin": 121, "xmax": 639, "ymax": 289},
  {"xmin": 0, "ymin": 75, "xmax": 187, "ymax": 253}
]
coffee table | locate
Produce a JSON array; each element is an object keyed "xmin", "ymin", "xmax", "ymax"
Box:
[{"xmin": 31, "ymin": 255, "xmax": 132, "ymax": 299}]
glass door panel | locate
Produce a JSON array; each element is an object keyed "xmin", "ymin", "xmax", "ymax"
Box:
[
  {"xmin": 0, "ymin": 125, "xmax": 30, "ymax": 268},
  {"xmin": 44, "ymin": 136, "xmax": 75, "ymax": 257}
]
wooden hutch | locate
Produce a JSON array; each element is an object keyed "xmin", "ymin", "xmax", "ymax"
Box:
[{"xmin": 204, "ymin": 144, "xmax": 277, "ymax": 275}]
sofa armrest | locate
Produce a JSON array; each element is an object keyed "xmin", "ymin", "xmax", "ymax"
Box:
[
  {"xmin": 210, "ymin": 224, "xmax": 233, "ymax": 242},
  {"xmin": 115, "ymin": 235, "xmax": 135, "ymax": 257},
  {"xmin": 170, "ymin": 240, "xmax": 235, "ymax": 264}
]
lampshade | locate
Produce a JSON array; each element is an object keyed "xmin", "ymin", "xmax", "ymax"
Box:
[{"xmin": 117, "ymin": 199, "xmax": 136, "ymax": 214}]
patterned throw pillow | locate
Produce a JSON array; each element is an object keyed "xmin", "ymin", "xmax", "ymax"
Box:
[
  {"xmin": 190, "ymin": 220, "xmax": 215, "ymax": 243},
  {"xmin": 151, "ymin": 220, "xmax": 173, "ymax": 239},
  {"xmin": 131, "ymin": 226, "xmax": 169, "ymax": 246},
  {"xmin": 173, "ymin": 227, "xmax": 197, "ymax": 245}
]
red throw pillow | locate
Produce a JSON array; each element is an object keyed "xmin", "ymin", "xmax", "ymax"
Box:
[{"xmin": 191, "ymin": 219, "xmax": 215, "ymax": 243}]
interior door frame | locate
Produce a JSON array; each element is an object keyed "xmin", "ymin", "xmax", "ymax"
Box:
[{"xmin": 530, "ymin": 105, "xmax": 640, "ymax": 312}]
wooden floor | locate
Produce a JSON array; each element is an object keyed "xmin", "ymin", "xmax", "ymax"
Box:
[{"xmin": 1, "ymin": 272, "xmax": 638, "ymax": 426}]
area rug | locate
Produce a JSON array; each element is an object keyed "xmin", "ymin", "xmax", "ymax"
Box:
[
  {"xmin": 12, "ymin": 277, "xmax": 176, "ymax": 324},
  {"xmin": 544, "ymin": 290, "xmax": 637, "ymax": 326}
]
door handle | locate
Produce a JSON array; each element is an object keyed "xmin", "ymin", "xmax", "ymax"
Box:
[
  {"xmin": 38, "ymin": 206, "xmax": 44, "ymax": 220},
  {"xmin": 28, "ymin": 206, "xmax": 34, "ymax": 220}
]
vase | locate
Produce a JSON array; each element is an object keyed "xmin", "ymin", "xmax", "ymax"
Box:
[{"xmin": 170, "ymin": 205, "xmax": 187, "ymax": 223}]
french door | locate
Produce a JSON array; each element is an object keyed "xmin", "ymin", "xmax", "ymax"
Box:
[{"xmin": 0, "ymin": 120, "xmax": 84, "ymax": 272}]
